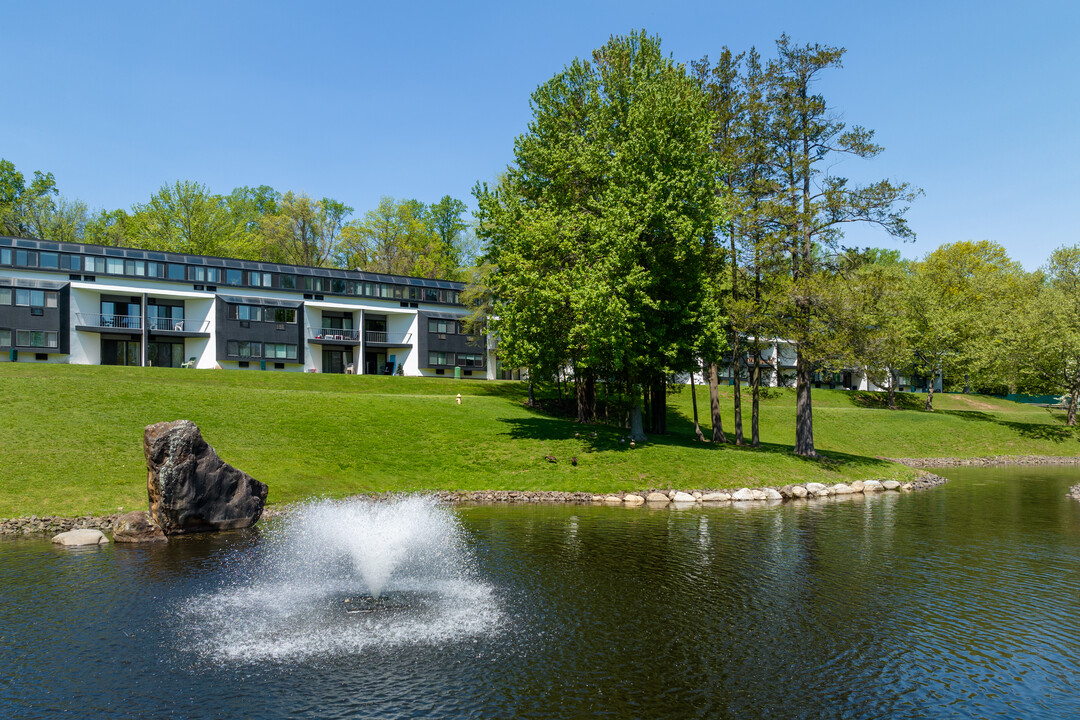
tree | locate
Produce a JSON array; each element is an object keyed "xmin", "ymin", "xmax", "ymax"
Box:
[
  {"xmin": 1010, "ymin": 246, "xmax": 1080, "ymax": 425},
  {"xmin": 27, "ymin": 195, "xmax": 88, "ymax": 244},
  {"xmin": 476, "ymin": 30, "xmax": 723, "ymax": 436},
  {"xmin": 258, "ymin": 193, "xmax": 352, "ymax": 267},
  {"xmin": 0, "ymin": 159, "xmax": 59, "ymax": 238},
  {"xmin": 766, "ymin": 35, "xmax": 919, "ymax": 457},
  {"xmin": 128, "ymin": 180, "xmax": 245, "ymax": 257},
  {"xmin": 84, "ymin": 208, "xmax": 131, "ymax": 247},
  {"xmin": 343, "ymin": 197, "xmax": 436, "ymax": 276}
]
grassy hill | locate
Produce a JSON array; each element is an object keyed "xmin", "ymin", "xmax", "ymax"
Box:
[{"xmin": 2, "ymin": 364, "xmax": 1078, "ymax": 517}]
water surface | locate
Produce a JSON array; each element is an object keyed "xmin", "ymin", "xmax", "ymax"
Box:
[{"xmin": 2, "ymin": 466, "xmax": 1078, "ymax": 719}]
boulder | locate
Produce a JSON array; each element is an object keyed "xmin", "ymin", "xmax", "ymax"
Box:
[
  {"xmin": 790, "ymin": 485, "xmax": 808, "ymax": 499},
  {"xmin": 113, "ymin": 511, "xmax": 167, "ymax": 543},
  {"xmin": 700, "ymin": 492, "xmax": 730, "ymax": 502},
  {"xmin": 779, "ymin": 485, "xmax": 794, "ymax": 499},
  {"xmin": 144, "ymin": 420, "xmax": 268, "ymax": 535},
  {"xmin": 750, "ymin": 489, "xmax": 768, "ymax": 501},
  {"xmin": 763, "ymin": 488, "xmax": 783, "ymax": 501},
  {"xmin": 603, "ymin": 495, "xmax": 623, "ymax": 504},
  {"xmin": 862, "ymin": 480, "xmax": 885, "ymax": 493},
  {"xmin": 832, "ymin": 483, "xmax": 853, "ymax": 495},
  {"xmin": 731, "ymin": 488, "xmax": 756, "ymax": 502},
  {"xmin": 672, "ymin": 491, "xmax": 696, "ymax": 503},
  {"xmin": 850, "ymin": 480, "xmax": 865, "ymax": 493},
  {"xmin": 623, "ymin": 494, "xmax": 645, "ymax": 505},
  {"xmin": 883, "ymin": 480, "xmax": 902, "ymax": 491},
  {"xmin": 52, "ymin": 529, "xmax": 109, "ymax": 546},
  {"xmin": 805, "ymin": 482, "xmax": 827, "ymax": 495},
  {"xmin": 645, "ymin": 492, "xmax": 670, "ymax": 505}
]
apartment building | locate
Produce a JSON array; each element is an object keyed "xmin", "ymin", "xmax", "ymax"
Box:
[{"xmin": 0, "ymin": 236, "xmax": 494, "ymax": 378}]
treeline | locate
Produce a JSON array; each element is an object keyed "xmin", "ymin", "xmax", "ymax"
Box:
[
  {"xmin": 0, "ymin": 160, "xmax": 479, "ymax": 280},
  {"xmin": 474, "ymin": 30, "xmax": 1080, "ymax": 458}
]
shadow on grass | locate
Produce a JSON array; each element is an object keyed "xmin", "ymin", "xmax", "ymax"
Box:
[
  {"xmin": 498, "ymin": 414, "xmax": 898, "ymax": 473},
  {"xmin": 847, "ymin": 391, "xmax": 924, "ymax": 411}
]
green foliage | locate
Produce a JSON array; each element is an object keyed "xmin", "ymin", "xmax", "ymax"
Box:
[
  {"xmin": 0, "ymin": 158, "xmax": 59, "ymax": 239},
  {"xmin": 477, "ymin": 30, "xmax": 723, "ymax": 387}
]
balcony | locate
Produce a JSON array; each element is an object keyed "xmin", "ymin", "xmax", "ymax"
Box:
[
  {"xmin": 309, "ymin": 328, "xmax": 361, "ymax": 346},
  {"xmin": 147, "ymin": 317, "xmax": 211, "ymax": 337},
  {"xmin": 75, "ymin": 313, "xmax": 142, "ymax": 333},
  {"xmin": 365, "ymin": 331, "xmax": 412, "ymax": 346}
]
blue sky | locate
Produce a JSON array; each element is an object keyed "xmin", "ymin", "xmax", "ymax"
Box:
[{"xmin": 1, "ymin": 1, "xmax": 1074, "ymax": 269}]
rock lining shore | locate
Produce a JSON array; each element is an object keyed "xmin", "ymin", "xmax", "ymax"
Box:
[{"xmin": 890, "ymin": 455, "xmax": 1080, "ymax": 468}]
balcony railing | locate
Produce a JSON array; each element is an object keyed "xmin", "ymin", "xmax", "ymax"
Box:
[
  {"xmin": 148, "ymin": 317, "xmax": 210, "ymax": 332},
  {"xmin": 75, "ymin": 313, "xmax": 141, "ymax": 330},
  {"xmin": 365, "ymin": 331, "xmax": 412, "ymax": 344},
  {"xmin": 311, "ymin": 328, "xmax": 361, "ymax": 342}
]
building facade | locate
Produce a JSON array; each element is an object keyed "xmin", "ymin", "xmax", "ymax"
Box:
[{"xmin": 0, "ymin": 236, "xmax": 494, "ymax": 378}]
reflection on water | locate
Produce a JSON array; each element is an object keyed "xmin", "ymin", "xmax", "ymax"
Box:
[{"xmin": 2, "ymin": 466, "xmax": 1080, "ymax": 719}]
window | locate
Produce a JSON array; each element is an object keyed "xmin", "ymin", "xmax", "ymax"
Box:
[
  {"xmin": 39, "ymin": 252, "xmax": 59, "ymax": 269},
  {"xmin": 264, "ymin": 343, "xmax": 297, "ymax": 360},
  {"xmin": 14, "ymin": 289, "xmax": 55, "ymax": 308},
  {"xmin": 85, "ymin": 256, "xmax": 105, "ymax": 274},
  {"xmin": 227, "ymin": 340, "xmax": 262, "ymax": 358},
  {"xmin": 124, "ymin": 259, "xmax": 146, "ymax": 276},
  {"xmin": 0, "ymin": 248, "xmax": 9, "ymax": 265},
  {"xmin": 280, "ymin": 274, "xmax": 296, "ymax": 290},
  {"xmin": 425, "ymin": 288, "xmax": 439, "ymax": 302},
  {"xmin": 106, "ymin": 258, "xmax": 124, "ymax": 274},
  {"xmin": 188, "ymin": 266, "xmax": 219, "ymax": 283},
  {"xmin": 303, "ymin": 277, "xmax": 328, "ymax": 293},
  {"xmin": 247, "ymin": 271, "xmax": 271, "ymax": 287},
  {"xmin": 225, "ymin": 269, "xmax": 243, "ymax": 286},
  {"xmin": 428, "ymin": 318, "xmax": 456, "ymax": 334},
  {"xmin": 60, "ymin": 255, "xmax": 80, "ymax": 271},
  {"xmin": 0, "ymin": 288, "xmax": 10, "ymax": 305},
  {"xmin": 429, "ymin": 351, "xmax": 451, "ymax": 365},
  {"xmin": 331, "ymin": 279, "xmax": 346, "ymax": 294},
  {"xmin": 273, "ymin": 308, "xmax": 296, "ymax": 323},
  {"xmin": 15, "ymin": 330, "xmax": 57, "ymax": 348},
  {"xmin": 459, "ymin": 353, "xmax": 483, "ymax": 367},
  {"xmin": 167, "ymin": 263, "xmax": 185, "ymax": 280},
  {"xmin": 0, "ymin": 329, "xmax": 8, "ymax": 346},
  {"xmin": 393, "ymin": 285, "xmax": 404, "ymax": 299},
  {"xmin": 228, "ymin": 304, "xmax": 263, "ymax": 322},
  {"xmin": 15, "ymin": 249, "xmax": 38, "ymax": 267}
]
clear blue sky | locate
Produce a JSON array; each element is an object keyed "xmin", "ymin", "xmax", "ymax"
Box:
[{"xmin": 2, "ymin": 1, "xmax": 1075, "ymax": 269}]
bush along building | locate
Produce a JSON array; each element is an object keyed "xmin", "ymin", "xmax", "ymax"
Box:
[{"xmin": 0, "ymin": 236, "xmax": 494, "ymax": 378}]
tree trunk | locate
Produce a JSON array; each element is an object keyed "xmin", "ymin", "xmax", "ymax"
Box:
[
  {"xmin": 643, "ymin": 384, "xmax": 652, "ymax": 433},
  {"xmin": 924, "ymin": 377, "xmax": 935, "ymax": 411},
  {"xmin": 887, "ymin": 368, "xmax": 898, "ymax": 410},
  {"xmin": 585, "ymin": 374, "xmax": 596, "ymax": 422},
  {"xmin": 964, "ymin": 373, "xmax": 971, "ymax": 394},
  {"xmin": 794, "ymin": 349, "xmax": 817, "ymax": 457},
  {"xmin": 750, "ymin": 352, "xmax": 761, "ymax": 447},
  {"xmin": 731, "ymin": 332, "xmax": 744, "ymax": 445},
  {"xmin": 629, "ymin": 384, "xmax": 647, "ymax": 442},
  {"xmin": 1068, "ymin": 387, "xmax": 1079, "ymax": 427},
  {"xmin": 650, "ymin": 377, "xmax": 667, "ymax": 435},
  {"xmin": 574, "ymin": 368, "xmax": 587, "ymax": 423},
  {"xmin": 708, "ymin": 362, "xmax": 727, "ymax": 443},
  {"xmin": 528, "ymin": 377, "xmax": 535, "ymax": 407},
  {"xmin": 690, "ymin": 368, "xmax": 705, "ymax": 441}
]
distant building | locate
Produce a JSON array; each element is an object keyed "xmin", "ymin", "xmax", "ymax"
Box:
[{"xmin": 0, "ymin": 236, "xmax": 494, "ymax": 378}]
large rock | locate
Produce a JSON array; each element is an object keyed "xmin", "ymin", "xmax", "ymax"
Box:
[
  {"xmin": 144, "ymin": 420, "xmax": 268, "ymax": 535},
  {"xmin": 52, "ymin": 529, "xmax": 109, "ymax": 546},
  {"xmin": 623, "ymin": 493, "xmax": 645, "ymax": 505},
  {"xmin": 645, "ymin": 492, "xmax": 671, "ymax": 505},
  {"xmin": 731, "ymin": 488, "xmax": 756, "ymax": 502},
  {"xmin": 113, "ymin": 511, "xmax": 167, "ymax": 543},
  {"xmin": 671, "ymin": 491, "xmax": 696, "ymax": 503}
]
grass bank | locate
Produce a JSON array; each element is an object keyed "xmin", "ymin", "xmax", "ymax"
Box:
[{"xmin": 1, "ymin": 364, "xmax": 1078, "ymax": 517}]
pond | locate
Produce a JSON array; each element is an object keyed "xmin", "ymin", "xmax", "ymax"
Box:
[{"xmin": 2, "ymin": 466, "xmax": 1079, "ymax": 719}]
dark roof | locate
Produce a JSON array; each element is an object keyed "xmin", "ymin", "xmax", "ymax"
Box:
[{"xmin": 0, "ymin": 235, "xmax": 466, "ymax": 290}]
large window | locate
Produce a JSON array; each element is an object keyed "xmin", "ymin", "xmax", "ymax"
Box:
[
  {"xmin": 84, "ymin": 256, "xmax": 105, "ymax": 274},
  {"xmin": 459, "ymin": 353, "xmax": 484, "ymax": 367},
  {"xmin": 428, "ymin": 318, "xmax": 456, "ymax": 334},
  {"xmin": 124, "ymin": 259, "xmax": 146, "ymax": 276},
  {"xmin": 248, "ymin": 271, "xmax": 272, "ymax": 287},
  {"xmin": 280, "ymin": 274, "xmax": 296, "ymax": 290},
  {"xmin": 274, "ymin": 308, "xmax": 297, "ymax": 324},
  {"xmin": 225, "ymin": 269, "xmax": 243, "ymax": 286},
  {"xmin": 0, "ymin": 288, "xmax": 10, "ymax": 305},
  {"xmin": 0, "ymin": 249, "xmax": 9, "ymax": 265},
  {"xmin": 39, "ymin": 252, "xmax": 59, "ymax": 269},
  {"xmin": 264, "ymin": 343, "xmax": 297, "ymax": 360},
  {"xmin": 227, "ymin": 340, "xmax": 262, "ymax": 358},
  {"xmin": 429, "ymin": 351, "xmax": 451, "ymax": 366},
  {"xmin": 167, "ymin": 263, "xmax": 185, "ymax": 280},
  {"xmin": 227, "ymin": 304, "xmax": 263, "ymax": 322},
  {"xmin": 0, "ymin": 330, "xmax": 9, "ymax": 346},
  {"xmin": 15, "ymin": 289, "xmax": 57, "ymax": 308},
  {"xmin": 106, "ymin": 258, "xmax": 124, "ymax": 274},
  {"xmin": 15, "ymin": 249, "xmax": 38, "ymax": 267},
  {"xmin": 15, "ymin": 330, "xmax": 57, "ymax": 348}
]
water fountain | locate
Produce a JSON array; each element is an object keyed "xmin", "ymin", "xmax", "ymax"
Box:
[{"xmin": 174, "ymin": 496, "xmax": 500, "ymax": 662}]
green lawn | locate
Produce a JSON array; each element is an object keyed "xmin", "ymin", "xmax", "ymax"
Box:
[{"xmin": 2, "ymin": 364, "xmax": 1077, "ymax": 517}]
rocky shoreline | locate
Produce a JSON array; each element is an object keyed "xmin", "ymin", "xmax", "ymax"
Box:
[{"xmin": 0, "ymin": 468, "xmax": 970, "ymax": 536}]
